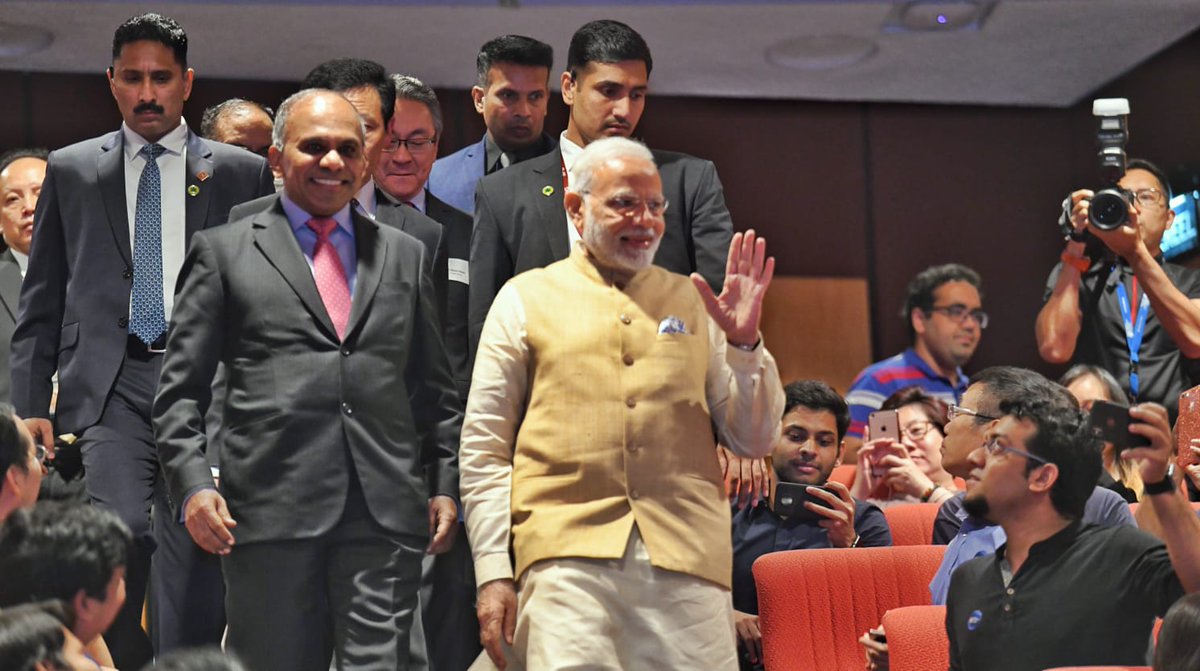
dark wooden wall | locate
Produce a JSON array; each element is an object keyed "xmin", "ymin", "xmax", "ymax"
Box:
[{"xmin": 4, "ymin": 28, "xmax": 1200, "ymax": 380}]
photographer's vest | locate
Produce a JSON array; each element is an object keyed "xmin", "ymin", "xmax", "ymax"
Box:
[{"xmin": 509, "ymin": 249, "xmax": 732, "ymax": 588}]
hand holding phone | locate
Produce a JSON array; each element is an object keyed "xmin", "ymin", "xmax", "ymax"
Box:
[{"xmin": 1088, "ymin": 400, "xmax": 1151, "ymax": 454}]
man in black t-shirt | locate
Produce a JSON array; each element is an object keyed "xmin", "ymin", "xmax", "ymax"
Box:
[
  {"xmin": 945, "ymin": 381, "xmax": 1200, "ymax": 671},
  {"xmin": 1037, "ymin": 158, "xmax": 1200, "ymax": 420}
]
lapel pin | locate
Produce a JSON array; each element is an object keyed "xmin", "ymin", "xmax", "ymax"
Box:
[
  {"xmin": 187, "ymin": 184, "xmax": 200, "ymax": 197},
  {"xmin": 542, "ymin": 185, "xmax": 554, "ymax": 197},
  {"xmin": 197, "ymin": 171, "xmax": 210, "ymax": 182}
]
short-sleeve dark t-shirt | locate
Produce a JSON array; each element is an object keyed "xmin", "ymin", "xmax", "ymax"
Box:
[{"xmin": 1044, "ymin": 259, "xmax": 1200, "ymax": 419}]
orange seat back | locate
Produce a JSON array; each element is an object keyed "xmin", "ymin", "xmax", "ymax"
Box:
[
  {"xmin": 753, "ymin": 545, "xmax": 945, "ymax": 671},
  {"xmin": 880, "ymin": 605, "xmax": 948, "ymax": 671},
  {"xmin": 828, "ymin": 464, "xmax": 856, "ymax": 487},
  {"xmin": 882, "ymin": 502, "xmax": 941, "ymax": 546}
]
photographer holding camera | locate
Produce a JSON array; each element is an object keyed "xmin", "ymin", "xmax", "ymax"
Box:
[{"xmin": 1037, "ymin": 139, "xmax": 1200, "ymax": 421}]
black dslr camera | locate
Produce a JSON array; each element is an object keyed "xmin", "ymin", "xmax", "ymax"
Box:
[{"xmin": 1088, "ymin": 98, "xmax": 1133, "ymax": 230}]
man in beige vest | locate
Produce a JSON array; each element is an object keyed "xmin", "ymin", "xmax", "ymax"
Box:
[{"xmin": 461, "ymin": 136, "xmax": 783, "ymax": 670}]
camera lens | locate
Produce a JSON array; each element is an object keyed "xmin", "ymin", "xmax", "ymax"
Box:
[{"xmin": 1089, "ymin": 189, "xmax": 1130, "ymax": 230}]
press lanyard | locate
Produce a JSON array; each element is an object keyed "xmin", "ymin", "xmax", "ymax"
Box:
[{"xmin": 1115, "ymin": 275, "xmax": 1150, "ymax": 398}]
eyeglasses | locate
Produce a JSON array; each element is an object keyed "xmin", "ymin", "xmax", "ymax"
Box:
[
  {"xmin": 1133, "ymin": 187, "xmax": 1165, "ymax": 208},
  {"xmin": 382, "ymin": 136, "xmax": 437, "ymax": 154},
  {"xmin": 982, "ymin": 437, "xmax": 1051, "ymax": 465},
  {"xmin": 901, "ymin": 421, "xmax": 939, "ymax": 442},
  {"xmin": 927, "ymin": 304, "xmax": 989, "ymax": 329},
  {"xmin": 948, "ymin": 405, "xmax": 998, "ymax": 422},
  {"xmin": 580, "ymin": 191, "xmax": 669, "ymax": 218}
]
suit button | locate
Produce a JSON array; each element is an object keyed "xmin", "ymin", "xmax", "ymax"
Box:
[
  {"xmin": 630, "ymin": 489, "xmax": 640, "ymax": 500},
  {"xmin": 122, "ymin": 267, "xmax": 133, "ymax": 279},
  {"xmin": 341, "ymin": 402, "xmax": 353, "ymax": 416},
  {"xmin": 625, "ymin": 397, "xmax": 636, "ymax": 408},
  {"xmin": 622, "ymin": 354, "xmax": 634, "ymax": 366},
  {"xmin": 619, "ymin": 314, "xmax": 631, "ymax": 325},
  {"xmin": 341, "ymin": 348, "xmax": 351, "ymax": 357},
  {"xmin": 628, "ymin": 444, "xmax": 639, "ymax": 453},
  {"xmin": 117, "ymin": 316, "xmax": 128, "ymax": 328}
]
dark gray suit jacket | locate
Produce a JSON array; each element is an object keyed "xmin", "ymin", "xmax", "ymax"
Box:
[
  {"xmin": 423, "ymin": 191, "xmax": 472, "ymax": 402},
  {"xmin": 12, "ymin": 129, "xmax": 274, "ymax": 431},
  {"xmin": 0, "ymin": 250, "xmax": 22, "ymax": 404},
  {"xmin": 230, "ymin": 185, "xmax": 448, "ymax": 325},
  {"xmin": 468, "ymin": 146, "xmax": 733, "ymax": 358},
  {"xmin": 153, "ymin": 196, "xmax": 462, "ymax": 543}
]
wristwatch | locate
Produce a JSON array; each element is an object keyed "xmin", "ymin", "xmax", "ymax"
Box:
[{"xmin": 1143, "ymin": 463, "xmax": 1178, "ymax": 496}]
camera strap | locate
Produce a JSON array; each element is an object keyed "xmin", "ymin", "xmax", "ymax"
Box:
[{"xmin": 1115, "ymin": 276, "xmax": 1150, "ymax": 397}]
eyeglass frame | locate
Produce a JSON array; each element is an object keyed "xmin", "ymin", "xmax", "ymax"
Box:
[
  {"xmin": 981, "ymin": 436, "xmax": 1052, "ymax": 465},
  {"xmin": 577, "ymin": 190, "xmax": 670, "ymax": 218},
  {"xmin": 948, "ymin": 404, "xmax": 998, "ymax": 423},
  {"xmin": 1131, "ymin": 187, "xmax": 1166, "ymax": 209},
  {"xmin": 925, "ymin": 304, "xmax": 989, "ymax": 329},
  {"xmin": 381, "ymin": 135, "xmax": 437, "ymax": 154},
  {"xmin": 899, "ymin": 420, "xmax": 940, "ymax": 442}
]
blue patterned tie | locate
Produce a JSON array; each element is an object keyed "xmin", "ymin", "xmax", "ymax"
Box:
[{"xmin": 130, "ymin": 143, "xmax": 167, "ymax": 345}]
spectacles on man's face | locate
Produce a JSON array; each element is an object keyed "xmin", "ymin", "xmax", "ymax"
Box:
[
  {"xmin": 927, "ymin": 304, "xmax": 989, "ymax": 329},
  {"xmin": 1132, "ymin": 187, "xmax": 1166, "ymax": 209},
  {"xmin": 948, "ymin": 404, "xmax": 998, "ymax": 422},
  {"xmin": 579, "ymin": 191, "xmax": 669, "ymax": 218},
  {"xmin": 982, "ymin": 437, "xmax": 1051, "ymax": 465},
  {"xmin": 381, "ymin": 135, "xmax": 437, "ymax": 154}
]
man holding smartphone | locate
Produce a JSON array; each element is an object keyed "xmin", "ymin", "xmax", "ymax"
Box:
[{"xmin": 731, "ymin": 380, "xmax": 892, "ymax": 670}]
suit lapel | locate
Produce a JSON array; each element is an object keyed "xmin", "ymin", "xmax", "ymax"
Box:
[
  {"xmin": 0, "ymin": 251, "xmax": 21, "ymax": 323},
  {"xmin": 531, "ymin": 148, "xmax": 570, "ymax": 259},
  {"xmin": 97, "ymin": 131, "xmax": 132, "ymax": 266},
  {"xmin": 345, "ymin": 211, "xmax": 384, "ymax": 338},
  {"xmin": 252, "ymin": 204, "xmax": 338, "ymax": 340},
  {"xmin": 184, "ymin": 131, "xmax": 214, "ymax": 241}
]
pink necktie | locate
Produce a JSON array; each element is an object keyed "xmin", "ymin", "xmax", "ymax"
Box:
[{"xmin": 306, "ymin": 217, "xmax": 351, "ymax": 340}]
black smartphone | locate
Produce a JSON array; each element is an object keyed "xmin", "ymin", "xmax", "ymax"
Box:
[
  {"xmin": 773, "ymin": 482, "xmax": 836, "ymax": 522},
  {"xmin": 1088, "ymin": 400, "xmax": 1151, "ymax": 453}
]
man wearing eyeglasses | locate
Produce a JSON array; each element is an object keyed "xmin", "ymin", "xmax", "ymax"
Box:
[
  {"xmin": 1038, "ymin": 158, "xmax": 1200, "ymax": 421},
  {"xmin": 944, "ymin": 384, "xmax": 1200, "ymax": 671},
  {"xmin": 375, "ymin": 73, "xmax": 480, "ymax": 671},
  {"xmin": 844, "ymin": 263, "xmax": 986, "ymax": 461}
]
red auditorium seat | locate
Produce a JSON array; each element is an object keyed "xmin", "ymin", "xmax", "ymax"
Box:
[
  {"xmin": 1041, "ymin": 667, "xmax": 1151, "ymax": 670},
  {"xmin": 828, "ymin": 464, "xmax": 856, "ymax": 487},
  {"xmin": 753, "ymin": 545, "xmax": 945, "ymax": 671},
  {"xmin": 882, "ymin": 502, "xmax": 941, "ymax": 546},
  {"xmin": 880, "ymin": 605, "xmax": 948, "ymax": 671}
]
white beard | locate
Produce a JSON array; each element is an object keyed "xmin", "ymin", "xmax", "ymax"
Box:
[{"xmin": 581, "ymin": 210, "xmax": 662, "ymax": 275}]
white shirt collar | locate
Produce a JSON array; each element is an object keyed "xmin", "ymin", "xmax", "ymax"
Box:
[
  {"xmin": 11, "ymin": 249, "xmax": 27, "ymax": 276},
  {"xmin": 122, "ymin": 120, "xmax": 188, "ymax": 162},
  {"xmin": 559, "ymin": 131, "xmax": 585, "ymax": 186}
]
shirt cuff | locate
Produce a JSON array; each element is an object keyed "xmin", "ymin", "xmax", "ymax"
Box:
[
  {"xmin": 725, "ymin": 332, "xmax": 765, "ymax": 368},
  {"xmin": 475, "ymin": 551, "xmax": 516, "ymax": 586}
]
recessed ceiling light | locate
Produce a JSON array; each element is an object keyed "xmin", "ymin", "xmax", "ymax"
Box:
[
  {"xmin": 766, "ymin": 35, "xmax": 878, "ymax": 71},
  {"xmin": 883, "ymin": 1, "xmax": 996, "ymax": 33},
  {"xmin": 0, "ymin": 22, "xmax": 53, "ymax": 58}
]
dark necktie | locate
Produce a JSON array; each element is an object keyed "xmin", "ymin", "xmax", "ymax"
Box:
[{"xmin": 130, "ymin": 143, "xmax": 168, "ymax": 345}]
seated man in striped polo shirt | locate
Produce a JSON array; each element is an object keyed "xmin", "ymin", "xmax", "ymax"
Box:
[{"xmin": 844, "ymin": 263, "xmax": 986, "ymax": 462}]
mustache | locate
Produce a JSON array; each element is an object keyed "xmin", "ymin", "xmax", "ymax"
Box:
[{"xmin": 134, "ymin": 102, "xmax": 164, "ymax": 115}]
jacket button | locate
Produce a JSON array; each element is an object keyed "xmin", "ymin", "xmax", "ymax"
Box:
[
  {"xmin": 341, "ymin": 348, "xmax": 351, "ymax": 357},
  {"xmin": 117, "ymin": 316, "xmax": 128, "ymax": 328},
  {"xmin": 625, "ymin": 397, "xmax": 636, "ymax": 408},
  {"xmin": 630, "ymin": 489, "xmax": 640, "ymax": 500},
  {"xmin": 619, "ymin": 314, "xmax": 631, "ymax": 325},
  {"xmin": 628, "ymin": 444, "xmax": 639, "ymax": 453},
  {"xmin": 341, "ymin": 402, "xmax": 353, "ymax": 416},
  {"xmin": 622, "ymin": 354, "xmax": 634, "ymax": 366},
  {"xmin": 122, "ymin": 268, "xmax": 133, "ymax": 279}
]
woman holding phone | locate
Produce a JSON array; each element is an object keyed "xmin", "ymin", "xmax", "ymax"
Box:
[{"xmin": 852, "ymin": 386, "xmax": 960, "ymax": 507}]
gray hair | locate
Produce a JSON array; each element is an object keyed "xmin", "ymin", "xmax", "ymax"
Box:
[
  {"xmin": 271, "ymin": 88, "xmax": 365, "ymax": 151},
  {"xmin": 390, "ymin": 74, "xmax": 443, "ymax": 137},
  {"xmin": 570, "ymin": 137, "xmax": 655, "ymax": 195}
]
